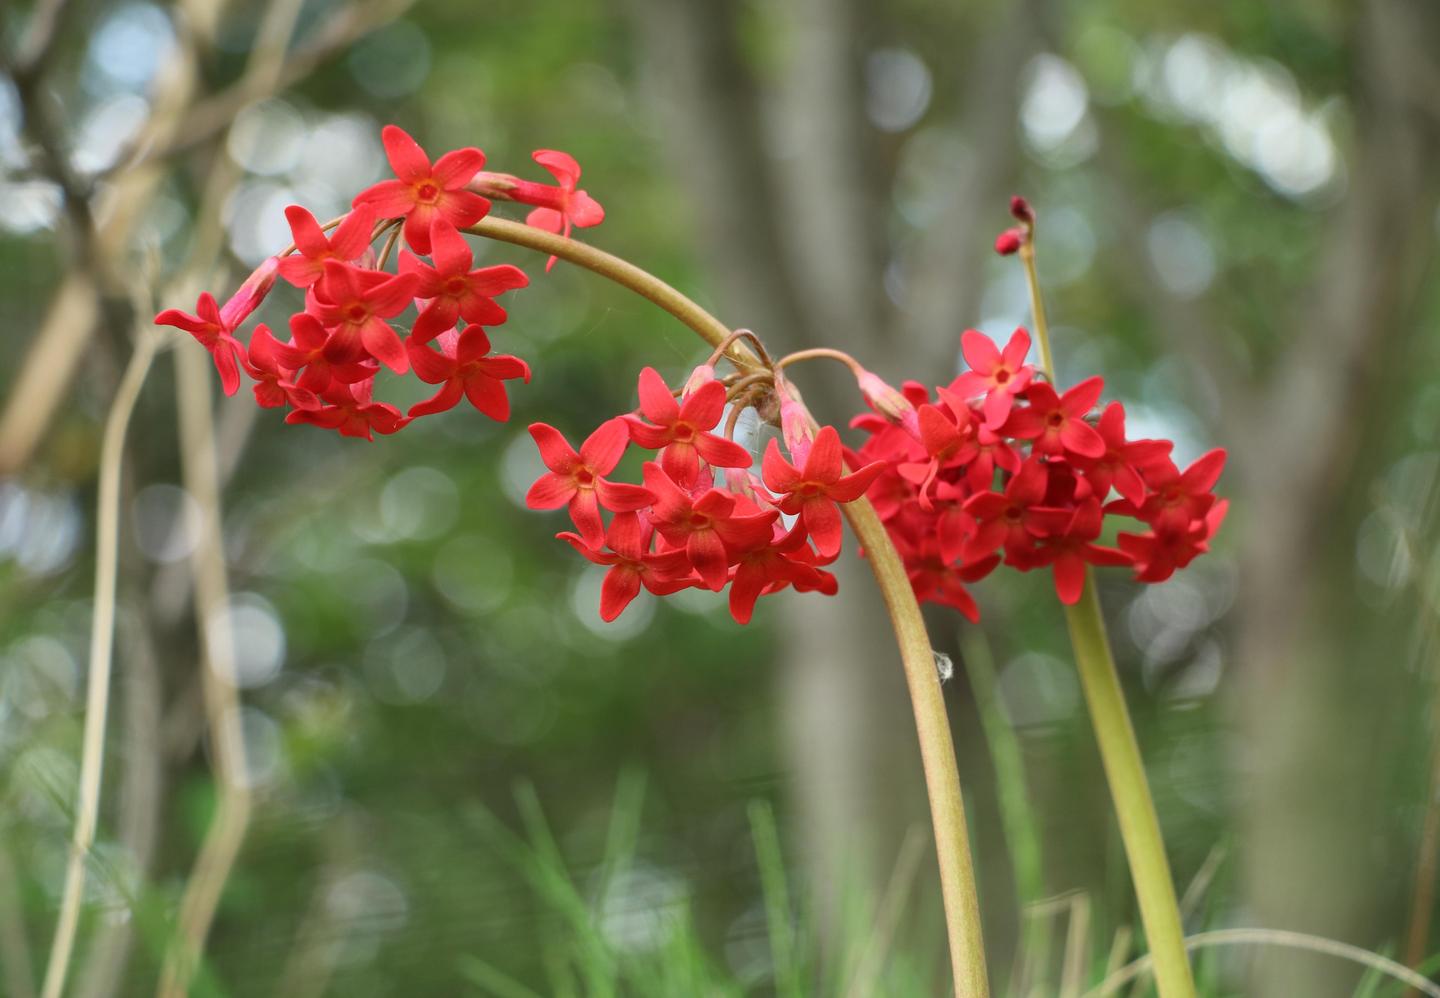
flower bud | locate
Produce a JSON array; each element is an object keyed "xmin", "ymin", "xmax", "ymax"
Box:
[
  {"xmin": 681, "ymin": 363, "xmax": 717, "ymax": 397},
  {"xmin": 994, "ymin": 227, "xmax": 1024, "ymax": 256},
  {"xmin": 856, "ymin": 368, "xmax": 921, "ymax": 438},
  {"xmin": 1009, "ymin": 195, "xmax": 1035, "ymax": 225},
  {"xmin": 219, "ymin": 256, "xmax": 279, "ymax": 330},
  {"xmin": 773, "ymin": 371, "xmax": 817, "ymax": 468}
]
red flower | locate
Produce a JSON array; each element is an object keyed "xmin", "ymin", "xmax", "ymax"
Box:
[
  {"xmin": 727, "ymin": 524, "xmax": 835, "ymax": 625},
  {"xmin": 277, "ymin": 205, "xmax": 377, "ymax": 288},
  {"xmin": 353, "ymin": 125, "xmax": 490, "ymax": 255},
  {"xmin": 623, "ymin": 367, "xmax": 752, "ymax": 488},
  {"xmin": 269, "ymin": 312, "xmax": 376, "ymax": 391},
  {"xmin": 558, "ymin": 512, "xmax": 694, "ymax": 621},
  {"xmin": 1119, "ymin": 499, "xmax": 1227, "ymax": 583},
  {"xmin": 154, "ymin": 292, "xmax": 244, "ymax": 395},
  {"xmin": 902, "ymin": 539, "xmax": 998, "ymax": 622},
  {"xmin": 400, "ymin": 221, "xmax": 529, "ymax": 343},
  {"xmin": 642, "ymin": 463, "xmax": 777, "ymax": 591},
  {"xmin": 1031, "ymin": 499, "xmax": 1131, "ymax": 605},
  {"xmin": 310, "ymin": 261, "xmax": 419, "ymax": 374},
  {"xmin": 406, "ymin": 328, "xmax": 530, "ymax": 421},
  {"xmin": 761, "ymin": 426, "xmax": 885, "ymax": 559},
  {"xmin": 1074, "ymin": 402, "xmax": 1173, "ymax": 506},
  {"xmin": 949, "ymin": 328, "xmax": 1034, "ymax": 429},
  {"xmin": 1131, "ymin": 449, "xmax": 1226, "ymax": 534},
  {"xmin": 516, "ymin": 150, "xmax": 605, "ymax": 271},
  {"xmin": 242, "ymin": 324, "xmax": 319, "ymax": 410},
  {"xmin": 525, "ymin": 419, "xmax": 653, "ymax": 547},
  {"xmin": 962, "ymin": 457, "xmax": 1067, "ymax": 562},
  {"xmin": 897, "ymin": 399, "xmax": 978, "ymax": 504},
  {"xmin": 285, "ymin": 378, "xmax": 407, "ymax": 440},
  {"xmin": 1002, "ymin": 377, "xmax": 1106, "ymax": 460}
]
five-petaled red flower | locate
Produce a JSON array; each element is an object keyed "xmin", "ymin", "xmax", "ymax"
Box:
[
  {"xmin": 623, "ymin": 367, "xmax": 753, "ymax": 488},
  {"xmin": 407, "ymin": 328, "xmax": 530, "ymax": 421},
  {"xmin": 761, "ymin": 426, "xmax": 885, "ymax": 559},
  {"xmin": 401, "ymin": 221, "xmax": 529, "ymax": 343},
  {"xmin": 154, "ymin": 292, "xmax": 245, "ymax": 396},
  {"xmin": 525, "ymin": 419, "xmax": 654, "ymax": 547},
  {"xmin": 354, "ymin": 125, "xmax": 490, "ymax": 255},
  {"xmin": 277, "ymin": 204, "xmax": 377, "ymax": 288},
  {"xmin": 558, "ymin": 512, "xmax": 695, "ymax": 621}
]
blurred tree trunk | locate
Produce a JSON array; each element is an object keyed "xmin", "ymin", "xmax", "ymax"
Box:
[
  {"xmin": 1227, "ymin": 0, "xmax": 1440, "ymax": 992},
  {"xmin": 631, "ymin": 0, "xmax": 1033, "ymax": 961}
]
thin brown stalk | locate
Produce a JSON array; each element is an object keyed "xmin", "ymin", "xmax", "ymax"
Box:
[
  {"xmin": 0, "ymin": 844, "xmax": 37, "ymax": 998},
  {"xmin": 1087, "ymin": 928, "xmax": 1440, "ymax": 998},
  {"xmin": 841, "ymin": 825, "xmax": 928, "ymax": 998},
  {"xmin": 154, "ymin": 346, "xmax": 253, "ymax": 998},
  {"xmin": 39, "ymin": 329, "xmax": 160, "ymax": 998},
  {"xmin": 1059, "ymin": 893, "xmax": 1092, "ymax": 998}
]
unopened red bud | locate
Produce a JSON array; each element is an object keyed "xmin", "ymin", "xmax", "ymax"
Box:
[
  {"xmin": 1009, "ymin": 195, "xmax": 1034, "ymax": 224},
  {"xmin": 466, "ymin": 171, "xmax": 522, "ymax": 199},
  {"xmin": 994, "ymin": 228, "xmax": 1024, "ymax": 256},
  {"xmin": 856, "ymin": 368, "xmax": 921, "ymax": 438},
  {"xmin": 219, "ymin": 256, "xmax": 279, "ymax": 330},
  {"xmin": 682, "ymin": 363, "xmax": 717, "ymax": 396},
  {"xmin": 773, "ymin": 372, "xmax": 817, "ymax": 468}
]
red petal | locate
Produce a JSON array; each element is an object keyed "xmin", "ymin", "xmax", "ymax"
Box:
[
  {"xmin": 528, "ymin": 422, "xmax": 580, "ymax": 473},
  {"xmin": 428, "ymin": 218, "xmax": 473, "ymax": 275},
  {"xmin": 802, "ymin": 426, "xmax": 843, "ymax": 483},
  {"xmin": 354, "ymin": 179, "xmax": 416, "ymax": 218},
  {"xmin": 285, "ymin": 205, "xmax": 330, "ymax": 257},
  {"xmin": 596, "ymin": 480, "xmax": 653, "ymax": 513},
  {"xmin": 636, "ymin": 367, "xmax": 680, "ymax": 425},
  {"xmin": 605, "ymin": 511, "xmax": 646, "ymax": 561},
  {"xmin": 1053, "ymin": 555, "xmax": 1086, "ymax": 605},
  {"xmin": 532, "ymin": 149, "xmax": 581, "ymax": 187},
  {"xmin": 677, "ymin": 380, "xmax": 725, "ymax": 432},
  {"xmin": 1061, "ymin": 419, "xmax": 1106, "ymax": 460},
  {"xmin": 1181, "ymin": 449, "xmax": 1227, "ymax": 493},
  {"xmin": 359, "ymin": 317, "xmax": 408, "ymax": 374},
  {"xmin": 579, "ymin": 417, "xmax": 630, "ymax": 474},
  {"xmin": 381, "ymin": 125, "xmax": 431, "ymax": 183},
  {"xmin": 432, "ymin": 147, "xmax": 486, "ymax": 187},
  {"xmin": 760, "ymin": 439, "xmax": 801, "ymax": 493},
  {"xmin": 568, "ymin": 490, "xmax": 605, "ymax": 547},
  {"xmin": 408, "ymin": 380, "xmax": 465, "ymax": 418},
  {"xmin": 599, "ymin": 567, "xmax": 642, "ymax": 621},
  {"xmin": 462, "ymin": 375, "xmax": 510, "ymax": 421},
  {"xmin": 960, "ymin": 329, "xmax": 1000, "ymax": 374},
  {"xmin": 1001, "ymin": 328, "xmax": 1032, "ymax": 368},
  {"xmin": 686, "ymin": 530, "xmax": 730, "ymax": 590},
  {"xmin": 527, "ymin": 472, "xmax": 576, "ymax": 509},
  {"xmin": 802, "ymin": 499, "xmax": 844, "ymax": 559},
  {"xmin": 694, "ymin": 432, "xmax": 753, "ymax": 470},
  {"xmin": 331, "ymin": 204, "xmax": 376, "ymax": 260},
  {"xmin": 1061, "ymin": 376, "xmax": 1105, "ymax": 417}
]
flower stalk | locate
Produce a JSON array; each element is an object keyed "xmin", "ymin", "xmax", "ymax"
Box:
[
  {"xmin": 1017, "ymin": 209, "xmax": 1195, "ymax": 998},
  {"xmin": 464, "ymin": 217, "xmax": 991, "ymax": 997}
]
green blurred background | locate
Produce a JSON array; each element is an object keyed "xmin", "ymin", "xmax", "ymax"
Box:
[{"xmin": 1, "ymin": 0, "xmax": 1439, "ymax": 994}]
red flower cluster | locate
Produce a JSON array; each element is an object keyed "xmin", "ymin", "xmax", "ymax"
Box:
[
  {"xmin": 528, "ymin": 367, "xmax": 886, "ymax": 625},
  {"xmin": 849, "ymin": 328, "xmax": 1228, "ymax": 619},
  {"xmin": 155, "ymin": 126, "xmax": 605, "ymax": 440}
]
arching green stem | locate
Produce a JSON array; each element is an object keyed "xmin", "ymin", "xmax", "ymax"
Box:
[{"xmin": 465, "ymin": 216, "xmax": 990, "ymax": 997}]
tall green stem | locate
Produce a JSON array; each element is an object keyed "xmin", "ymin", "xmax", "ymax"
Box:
[
  {"xmin": 466, "ymin": 217, "xmax": 990, "ymax": 997},
  {"xmin": 1065, "ymin": 580, "xmax": 1193, "ymax": 996},
  {"xmin": 1020, "ymin": 232, "xmax": 1195, "ymax": 997}
]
